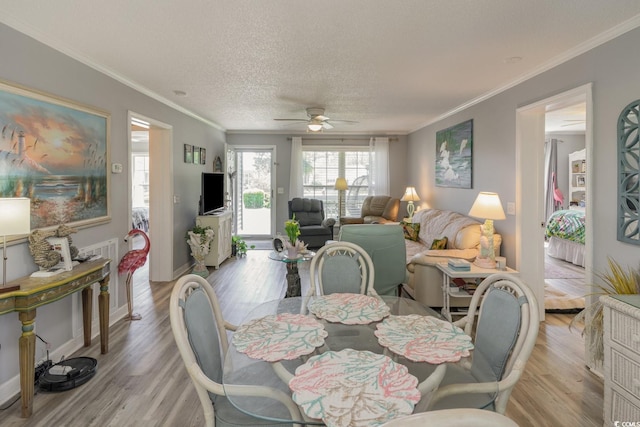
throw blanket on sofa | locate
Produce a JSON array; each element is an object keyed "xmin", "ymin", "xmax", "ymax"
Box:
[{"xmin": 415, "ymin": 209, "xmax": 480, "ymax": 249}]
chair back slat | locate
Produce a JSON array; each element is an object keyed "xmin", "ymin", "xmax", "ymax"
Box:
[
  {"xmin": 308, "ymin": 241, "xmax": 376, "ymax": 296},
  {"xmin": 471, "ymin": 286, "xmax": 522, "ymax": 381},
  {"xmin": 183, "ymin": 287, "xmax": 224, "ymax": 402}
]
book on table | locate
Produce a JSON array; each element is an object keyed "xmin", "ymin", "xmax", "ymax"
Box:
[{"xmin": 448, "ymin": 258, "xmax": 471, "ymax": 271}]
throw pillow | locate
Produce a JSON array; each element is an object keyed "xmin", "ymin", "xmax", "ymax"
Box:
[
  {"xmin": 401, "ymin": 221, "xmax": 420, "ymax": 241},
  {"xmin": 430, "ymin": 237, "xmax": 448, "ymax": 250}
]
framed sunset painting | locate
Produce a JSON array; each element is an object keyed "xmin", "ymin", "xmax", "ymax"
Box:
[{"xmin": 0, "ymin": 79, "xmax": 111, "ymax": 233}]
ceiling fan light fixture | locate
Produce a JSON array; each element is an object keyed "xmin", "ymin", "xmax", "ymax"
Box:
[{"xmin": 307, "ymin": 123, "xmax": 323, "ymax": 132}]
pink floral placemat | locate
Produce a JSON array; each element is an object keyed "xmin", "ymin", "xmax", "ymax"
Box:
[
  {"xmin": 233, "ymin": 313, "xmax": 328, "ymax": 362},
  {"xmin": 307, "ymin": 293, "xmax": 390, "ymax": 324},
  {"xmin": 375, "ymin": 315, "xmax": 474, "ymax": 363},
  {"xmin": 289, "ymin": 349, "xmax": 421, "ymax": 427}
]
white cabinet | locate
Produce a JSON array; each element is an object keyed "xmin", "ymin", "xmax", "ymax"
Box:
[
  {"xmin": 196, "ymin": 211, "xmax": 232, "ymax": 269},
  {"xmin": 568, "ymin": 149, "xmax": 586, "ymax": 211},
  {"xmin": 602, "ymin": 295, "xmax": 640, "ymax": 424}
]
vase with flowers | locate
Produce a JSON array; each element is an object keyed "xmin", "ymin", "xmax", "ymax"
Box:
[
  {"xmin": 186, "ymin": 225, "xmax": 215, "ymax": 277},
  {"xmin": 284, "ymin": 216, "xmax": 306, "ymax": 258}
]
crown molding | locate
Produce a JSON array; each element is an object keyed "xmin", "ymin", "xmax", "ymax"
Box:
[{"xmin": 411, "ymin": 13, "xmax": 640, "ymax": 133}]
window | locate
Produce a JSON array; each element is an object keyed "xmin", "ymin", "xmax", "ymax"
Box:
[{"xmin": 302, "ymin": 147, "xmax": 371, "ymax": 219}]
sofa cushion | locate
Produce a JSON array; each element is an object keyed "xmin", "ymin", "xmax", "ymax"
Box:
[
  {"xmin": 430, "ymin": 237, "xmax": 448, "ymax": 250},
  {"xmin": 401, "ymin": 221, "xmax": 420, "ymax": 241}
]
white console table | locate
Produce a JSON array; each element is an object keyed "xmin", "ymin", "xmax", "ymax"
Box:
[{"xmin": 196, "ymin": 210, "xmax": 232, "ymax": 269}]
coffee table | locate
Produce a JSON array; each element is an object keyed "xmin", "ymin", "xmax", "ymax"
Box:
[{"xmin": 268, "ymin": 250, "xmax": 315, "ymax": 297}]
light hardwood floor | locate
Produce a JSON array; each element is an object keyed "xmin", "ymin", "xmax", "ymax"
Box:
[{"xmin": 1, "ymin": 250, "xmax": 603, "ymax": 426}]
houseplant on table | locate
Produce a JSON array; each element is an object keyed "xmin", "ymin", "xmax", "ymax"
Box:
[
  {"xmin": 284, "ymin": 215, "xmax": 306, "ymax": 258},
  {"xmin": 186, "ymin": 225, "xmax": 215, "ymax": 277}
]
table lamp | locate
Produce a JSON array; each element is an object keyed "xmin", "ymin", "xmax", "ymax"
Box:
[
  {"xmin": 0, "ymin": 197, "xmax": 31, "ymax": 293},
  {"xmin": 334, "ymin": 177, "xmax": 348, "ymax": 219},
  {"xmin": 401, "ymin": 186, "xmax": 420, "ymax": 220},
  {"xmin": 468, "ymin": 192, "xmax": 505, "ymax": 268}
]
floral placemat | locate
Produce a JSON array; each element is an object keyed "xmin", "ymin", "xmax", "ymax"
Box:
[
  {"xmin": 307, "ymin": 293, "xmax": 390, "ymax": 324},
  {"xmin": 375, "ymin": 315, "xmax": 474, "ymax": 363},
  {"xmin": 233, "ymin": 313, "xmax": 328, "ymax": 362},
  {"xmin": 289, "ymin": 349, "xmax": 421, "ymax": 427}
]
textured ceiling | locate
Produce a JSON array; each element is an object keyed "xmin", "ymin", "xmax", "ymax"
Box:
[{"xmin": 1, "ymin": 1, "xmax": 639, "ymax": 134}]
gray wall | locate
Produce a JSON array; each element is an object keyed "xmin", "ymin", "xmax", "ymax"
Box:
[
  {"xmin": 0, "ymin": 23, "xmax": 224, "ymax": 387},
  {"xmin": 407, "ymin": 26, "xmax": 640, "ymax": 273},
  {"xmin": 226, "ymin": 134, "xmax": 408, "ymax": 230}
]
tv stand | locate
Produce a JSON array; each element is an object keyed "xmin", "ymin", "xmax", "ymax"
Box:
[{"xmin": 196, "ymin": 210, "xmax": 232, "ymax": 269}]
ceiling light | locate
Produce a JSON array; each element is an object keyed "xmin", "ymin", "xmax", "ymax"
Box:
[
  {"xmin": 307, "ymin": 123, "xmax": 323, "ymax": 132},
  {"xmin": 131, "ymin": 118, "xmax": 150, "ymax": 129}
]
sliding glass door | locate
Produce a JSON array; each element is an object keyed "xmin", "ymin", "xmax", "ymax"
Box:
[{"xmin": 227, "ymin": 145, "xmax": 275, "ymax": 238}]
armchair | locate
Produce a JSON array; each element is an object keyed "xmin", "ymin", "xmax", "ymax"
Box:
[
  {"xmin": 288, "ymin": 198, "xmax": 335, "ymax": 249},
  {"xmin": 340, "ymin": 195, "xmax": 400, "ymax": 225}
]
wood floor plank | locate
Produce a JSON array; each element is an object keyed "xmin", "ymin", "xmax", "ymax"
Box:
[{"xmin": 0, "ymin": 249, "xmax": 603, "ymax": 426}]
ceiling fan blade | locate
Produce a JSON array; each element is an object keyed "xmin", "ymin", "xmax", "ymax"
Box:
[
  {"xmin": 327, "ymin": 119, "xmax": 359, "ymax": 124},
  {"xmin": 322, "ymin": 122, "xmax": 334, "ymax": 130},
  {"xmin": 274, "ymin": 118, "xmax": 308, "ymax": 122}
]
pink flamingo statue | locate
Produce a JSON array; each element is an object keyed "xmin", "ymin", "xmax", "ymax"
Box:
[{"xmin": 118, "ymin": 229, "xmax": 150, "ymax": 321}]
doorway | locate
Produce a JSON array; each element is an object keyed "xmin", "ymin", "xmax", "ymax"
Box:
[
  {"xmin": 227, "ymin": 146, "xmax": 276, "ymax": 238},
  {"xmin": 543, "ymin": 104, "xmax": 587, "ymax": 310},
  {"xmin": 128, "ymin": 112, "xmax": 174, "ymax": 282},
  {"xmin": 516, "ymin": 84, "xmax": 594, "ymax": 322}
]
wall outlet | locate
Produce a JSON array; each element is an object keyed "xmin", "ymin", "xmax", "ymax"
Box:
[
  {"xmin": 507, "ymin": 202, "xmax": 516, "ymax": 215},
  {"xmin": 111, "ymin": 163, "xmax": 123, "ymax": 173}
]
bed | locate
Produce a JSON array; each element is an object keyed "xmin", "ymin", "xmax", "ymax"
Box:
[{"xmin": 545, "ymin": 209, "xmax": 585, "ymax": 267}]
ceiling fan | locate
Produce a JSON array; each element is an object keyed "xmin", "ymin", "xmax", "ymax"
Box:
[{"xmin": 274, "ymin": 107, "xmax": 358, "ymax": 132}]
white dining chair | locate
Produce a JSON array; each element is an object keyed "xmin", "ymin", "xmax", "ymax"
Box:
[
  {"xmin": 169, "ymin": 274, "xmax": 303, "ymax": 427},
  {"xmin": 380, "ymin": 408, "xmax": 519, "ymax": 426},
  {"xmin": 307, "ymin": 241, "xmax": 377, "ymax": 296},
  {"xmin": 427, "ymin": 273, "xmax": 539, "ymax": 414}
]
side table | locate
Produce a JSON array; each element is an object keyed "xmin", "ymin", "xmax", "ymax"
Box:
[
  {"xmin": 268, "ymin": 251, "xmax": 315, "ymax": 297},
  {"xmin": 436, "ymin": 261, "xmax": 518, "ymax": 321},
  {"xmin": 0, "ymin": 258, "xmax": 111, "ymax": 418}
]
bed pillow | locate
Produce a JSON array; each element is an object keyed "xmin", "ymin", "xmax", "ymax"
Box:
[
  {"xmin": 430, "ymin": 237, "xmax": 448, "ymax": 250},
  {"xmin": 401, "ymin": 221, "xmax": 420, "ymax": 241}
]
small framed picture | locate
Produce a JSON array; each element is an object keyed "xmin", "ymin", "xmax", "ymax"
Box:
[
  {"xmin": 46, "ymin": 237, "xmax": 73, "ymax": 271},
  {"xmin": 200, "ymin": 148, "xmax": 206, "ymax": 165},
  {"xmin": 214, "ymin": 156, "xmax": 223, "ymax": 172},
  {"xmin": 184, "ymin": 144, "xmax": 193, "ymax": 163},
  {"xmin": 193, "ymin": 147, "xmax": 201, "ymax": 164}
]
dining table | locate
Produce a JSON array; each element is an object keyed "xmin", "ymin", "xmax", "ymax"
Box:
[{"xmin": 222, "ymin": 294, "xmax": 498, "ymax": 427}]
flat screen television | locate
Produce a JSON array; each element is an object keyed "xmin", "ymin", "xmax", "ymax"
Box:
[{"xmin": 200, "ymin": 172, "xmax": 225, "ymax": 215}]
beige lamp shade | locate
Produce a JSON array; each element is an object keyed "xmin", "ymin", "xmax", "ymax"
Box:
[
  {"xmin": 401, "ymin": 186, "xmax": 420, "ymax": 202},
  {"xmin": 0, "ymin": 197, "xmax": 31, "ymax": 235},
  {"xmin": 468, "ymin": 192, "xmax": 506, "ymax": 220},
  {"xmin": 334, "ymin": 177, "xmax": 348, "ymax": 190}
]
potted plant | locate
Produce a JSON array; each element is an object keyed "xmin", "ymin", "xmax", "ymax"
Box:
[
  {"xmin": 232, "ymin": 235, "xmax": 255, "ymax": 258},
  {"xmin": 571, "ymin": 257, "xmax": 640, "ymax": 363},
  {"xmin": 185, "ymin": 225, "xmax": 215, "ymax": 277},
  {"xmin": 284, "ymin": 215, "xmax": 306, "ymax": 258}
]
